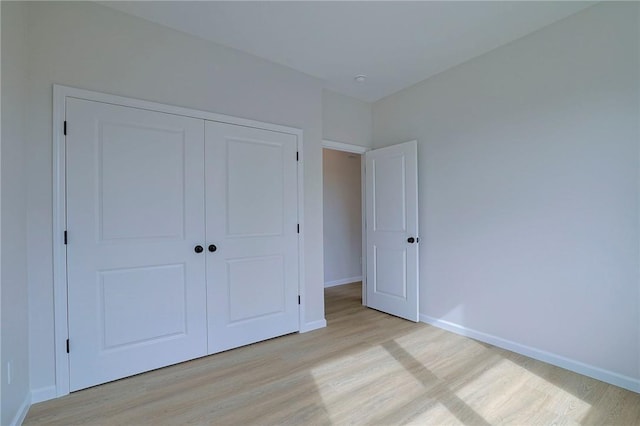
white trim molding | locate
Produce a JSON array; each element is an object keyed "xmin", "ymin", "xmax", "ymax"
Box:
[
  {"xmin": 10, "ymin": 392, "xmax": 31, "ymax": 426},
  {"xmin": 324, "ymin": 276, "xmax": 363, "ymax": 288},
  {"xmin": 30, "ymin": 385, "xmax": 58, "ymax": 404},
  {"xmin": 300, "ymin": 319, "xmax": 327, "ymax": 333},
  {"xmin": 53, "ymin": 84, "xmax": 306, "ymax": 399},
  {"xmin": 420, "ymin": 314, "xmax": 640, "ymax": 394},
  {"xmin": 322, "ymin": 139, "xmax": 369, "ymax": 154}
]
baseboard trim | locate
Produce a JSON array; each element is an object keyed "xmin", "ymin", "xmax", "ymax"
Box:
[
  {"xmin": 324, "ymin": 276, "xmax": 362, "ymax": 288},
  {"xmin": 420, "ymin": 314, "xmax": 640, "ymax": 394},
  {"xmin": 300, "ymin": 319, "xmax": 327, "ymax": 333},
  {"xmin": 31, "ymin": 385, "xmax": 57, "ymax": 403},
  {"xmin": 10, "ymin": 391, "xmax": 31, "ymax": 426}
]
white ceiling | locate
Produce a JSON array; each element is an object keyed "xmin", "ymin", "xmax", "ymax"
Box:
[{"xmin": 101, "ymin": 1, "xmax": 594, "ymax": 102}]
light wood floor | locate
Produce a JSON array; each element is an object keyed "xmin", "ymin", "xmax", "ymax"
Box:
[{"xmin": 25, "ymin": 283, "xmax": 640, "ymax": 425}]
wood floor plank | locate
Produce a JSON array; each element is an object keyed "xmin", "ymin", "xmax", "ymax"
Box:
[{"xmin": 24, "ymin": 283, "xmax": 640, "ymax": 425}]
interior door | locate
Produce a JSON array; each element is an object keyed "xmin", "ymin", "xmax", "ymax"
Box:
[
  {"xmin": 205, "ymin": 121, "xmax": 299, "ymax": 354},
  {"xmin": 365, "ymin": 140, "xmax": 419, "ymax": 321},
  {"xmin": 66, "ymin": 98, "xmax": 207, "ymax": 391}
]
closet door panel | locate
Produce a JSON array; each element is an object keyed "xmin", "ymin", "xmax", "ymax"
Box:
[
  {"xmin": 205, "ymin": 121, "xmax": 299, "ymax": 354},
  {"xmin": 66, "ymin": 98, "xmax": 207, "ymax": 391}
]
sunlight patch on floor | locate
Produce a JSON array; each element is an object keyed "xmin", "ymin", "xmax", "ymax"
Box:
[
  {"xmin": 404, "ymin": 402, "xmax": 466, "ymax": 426},
  {"xmin": 309, "ymin": 344, "xmax": 428, "ymax": 423},
  {"xmin": 308, "ymin": 338, "xmax": 498, "ymax": 425},
  {"xmin": 455, "ymin": 357, "xmax": 592, "ymax": 423},
  {"xmin": 392, "ymin": 327, "xmax": 493, "ymax": 377}
]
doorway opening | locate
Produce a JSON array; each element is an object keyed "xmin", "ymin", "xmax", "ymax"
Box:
[
  {"xmin": 321, "ymin": 139, "xmax": 419, "ymax": 324},
  {"xmin": 321, "ymin": 140, "xmax": 368, "ymax": 315}
]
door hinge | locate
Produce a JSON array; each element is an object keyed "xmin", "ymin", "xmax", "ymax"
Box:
[
  {"xmin": 64, "ymin": 230, "xmax": 68, "ymax": 245},
  {"xmin": 297, "ymin": 224, "xmax": 300, "ymax": 234},
  {"xmin": 66, "ymin": 339, "xmax": 70, "ymax": 353},
  {"xmin": 298, "ymin": 295, "xmax": 301, "ymax": 305},
  {"xmin": 64, "ymin": 121, "xmax": 67, "ymax": 136},
  {"xmin": 296, "ymin": 151, "xmax": 299, "ymax": 161}
]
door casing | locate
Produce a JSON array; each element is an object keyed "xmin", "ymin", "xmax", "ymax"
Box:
[{"xmin": 52, "ymin": 85, "xmax": 306, "ymax": 398}]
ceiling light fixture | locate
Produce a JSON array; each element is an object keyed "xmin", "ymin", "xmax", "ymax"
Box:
[{"xmin": 354, "ymin": 74, "xmax": 367, "ymax": 83}]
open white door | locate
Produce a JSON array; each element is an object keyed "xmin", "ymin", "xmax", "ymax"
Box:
[{"xmin": 365, "ymin": 140, "xmax": 419, "ymax": 322}]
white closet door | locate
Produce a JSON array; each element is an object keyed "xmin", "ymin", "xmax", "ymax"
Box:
[
  {"xmin": 205, "ymin": 121, "xmax": 299, "ymax": 354},
  {"xmin": 66, "ymin": 98, "xmax": 207, "ymax": 391},
  {"xmin": 365, "ymin": 140, "xmax": 419, "ymax": 322}
]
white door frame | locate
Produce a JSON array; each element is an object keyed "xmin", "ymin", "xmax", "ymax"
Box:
[
  {"xmin": 53, "ymin": 85, "xmax": 305, "ymax": 398},
  {"xmin": 322, "ymin": 139, "xmax": 369, "ymax": 305}
]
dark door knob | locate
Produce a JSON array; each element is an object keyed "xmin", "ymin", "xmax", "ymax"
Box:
[
  {"xmin": 208, "ymin": 244, "xmax": 217, "ymax": 253},
  {"xmin": 407, "ymin": 237, "xmax": 415, "ymax": 244},
  {"xmin": 194, "ymin": 245, "xmax": 204, "ymax": 253}
]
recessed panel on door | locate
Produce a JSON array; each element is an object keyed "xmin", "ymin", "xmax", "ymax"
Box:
[
  {"xmin": 99, "ymin": 264, "xmax": 187, "ymax": 349},
  {"xmin": 227, "ymin": 255, "xmax": 285, "ymax": 322},
  {"xmin": 206, "ymin": 121, "xmax": 299, "ymax": 354},
  {"xmin": 226, "ymin": 139, "xmax": 284, "ymax": 237},
  {"xmin": 99, "ymin": 123, "xmax": 185, "ymax": 241},
  {"xmin": 373, "ymin": 247, "xmax": 407, "ymax": 299},
  {"xmin": 66, "ymin": 98, "xmax": 207, "ymax": 391},
  {"xmin": 373, "ymin": 155, "xmax": 407, "ymax": 232}
]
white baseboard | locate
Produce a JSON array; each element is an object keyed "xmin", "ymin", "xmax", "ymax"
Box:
[
  {"xmin": 324, "ymin": 276, "xmax": 362, "ymax": 288},
  {"xmin": 300, "ymin": 319, "xmax": 327, "ymax": 333},
  {"xmin": 420, "ymin": 314, "xmax": 640, "ymax": 394},
  {"xmin": 31, "ymin": 385, "xmax": 57, "ymax": 403},
  {"xmin": 10, "ymin": 391, "xmax": 31, "ymax": 426}
]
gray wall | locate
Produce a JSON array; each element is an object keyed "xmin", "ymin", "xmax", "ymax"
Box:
[
  {"xmin": 5, "ymin": 0, "xmax": 639, "ymax": 414},
  {"xmin": 322, "ymin": 90, "xmax": 372, "ymax": 148},
  {"xmin": 1, "ymin": 1, "xmax": 30, "ymax": 424},
  {"xmin": 22, "ymin": 1, "xmax": 326, "ymax": 398},
  {"xmin": 373, "ymin": 2, "xmax": 639, "ymax": 385},
  {"xmin": 323, "ymin": 149, "xmax": 362, "ymax": 286}
]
